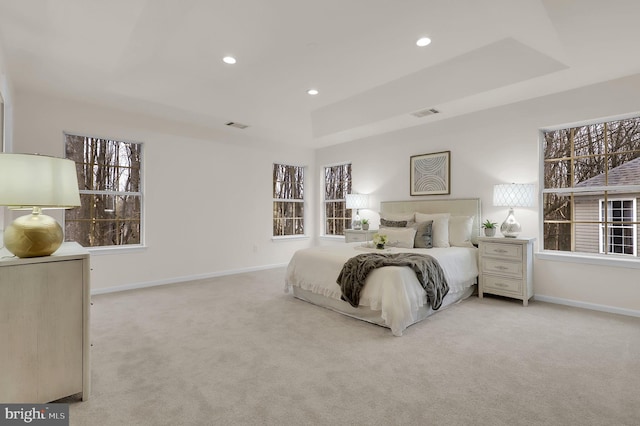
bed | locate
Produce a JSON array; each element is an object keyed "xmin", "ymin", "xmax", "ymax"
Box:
[{"xmin": 285, "ymin": 198, "xmax": 481, "ymax": 336}]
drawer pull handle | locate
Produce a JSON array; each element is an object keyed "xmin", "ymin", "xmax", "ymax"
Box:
[
  {"xmin": 494, "ymin": 249, "xmax": 508, "ymax": 253},
  {"xmin": 495, "ymin": 266, "xmax": 509, "ymax": 270},
  {"xmin": 495, "ymin": 282, "xmax": 508, "ymax": 288}
]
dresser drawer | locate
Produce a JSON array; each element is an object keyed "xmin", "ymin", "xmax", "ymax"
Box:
[
  {"xmin": 483, "ymin": 274, "xmax": 522, "ymax": 294},
  {"xmin": 482, "ymin": 242, "xmax": 522, "ymax": 260},
  {"xmin": 483, "ymin": 258, "xmax": 523, "ymax": 278}
]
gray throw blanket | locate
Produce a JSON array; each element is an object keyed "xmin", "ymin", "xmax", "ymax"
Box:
[{"xmin": 337, "ymin": 252, "xmax": 449, "ymax": 310}]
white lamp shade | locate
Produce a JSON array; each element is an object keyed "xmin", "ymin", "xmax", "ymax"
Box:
[
  {"xmin": 493, "ymin": 183, "xmax": 535, "ymax": 208},
  {"xmin": 0, "ymin": 153, "xmax": 81, "ymax": 208},
  {"xmin": 345, "ymin": 193, "xmax": 369, "ymax": 210}
]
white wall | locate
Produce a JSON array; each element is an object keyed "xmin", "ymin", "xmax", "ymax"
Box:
[
  {"xmin": 0, "ymin": 38, "xmax": 12, "ymax": 151},
  {"xmin": 11, "ymin": 91, "xmax": 315, "ymax": 291},
  {"xmin": 0, "ymin": 38, "xmax": 14, "ymax": 239},
  {"xmin": 316, "ymin": 73, "xmax": 640, "ymax": 314},
  {"xmin": 9, "ymin": 72, "xmax": 640, "ymax": 312}
]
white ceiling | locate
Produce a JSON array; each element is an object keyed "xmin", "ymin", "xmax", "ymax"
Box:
[{"xmin": 1, "ymin": 0, "xmax": 640, "ymax": 149}]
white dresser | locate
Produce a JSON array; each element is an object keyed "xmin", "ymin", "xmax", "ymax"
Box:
[
  {"xmin": 344, "ymin": 229, "xmax": 377, "ymax": 243},
  {"xmin": 478, "ymin": 237, "xmax": 534, "ymax": 306},
  {"xmin": 0, "ymin": 242, "xmax": 91, "ymax": 403}
]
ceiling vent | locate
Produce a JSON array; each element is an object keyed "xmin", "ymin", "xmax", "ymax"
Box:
[
  {"xmin": 411, "ymin": 108, "xmax": 440, "ymax": 118},
  {"xmin": 226, "ymin": 121, "xmax": 249, "ymax": 129}
]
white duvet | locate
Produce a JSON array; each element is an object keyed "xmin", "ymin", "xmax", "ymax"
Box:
[{"xmin": 285, "ymin": 242, "xmax": 479, "ymax": 335}]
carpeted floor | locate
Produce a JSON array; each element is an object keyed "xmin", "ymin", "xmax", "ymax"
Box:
[{"xmin": 63, "ymin": 267, "xmax": 640, "ymax": 425}]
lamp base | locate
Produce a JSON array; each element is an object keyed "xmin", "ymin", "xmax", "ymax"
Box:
[
  {"xmin": 352, "ymin": 210, "xmax": 362, "ymax": 230},
  {"xmin": 3, "ymin": 209, "xmax": 64, "ymax": 258},
  {"xmin": 500, "ymin": 208, "xmax": 522, "ymax": 238}
]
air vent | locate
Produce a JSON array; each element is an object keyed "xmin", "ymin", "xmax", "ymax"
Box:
[
  {"xmin": 226, "ymin": 121, "xmax": 249, "ymax": 129},
  {"xmin": 411, "ymin": 108, "xmax": 440, "ymax": 118}
]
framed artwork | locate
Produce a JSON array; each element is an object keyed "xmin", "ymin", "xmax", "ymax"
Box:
[{"xmin": 410, "ymin": 151, "xmax": 450, "ymax": 196}]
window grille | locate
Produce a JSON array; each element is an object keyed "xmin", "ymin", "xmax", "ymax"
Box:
[
  {"xmin": 323, "ymin": 163, "xmax": 352, "ymax": 235},
  {"xmin": 273, "ymin": 163, "xmax": 305, "ymax": 236},
  {"xmin": 542, "ymin": 117, "xmax": 640, "ymax": 258},
  {"xmin": 65, "ymin": 134, "xmax": 143, "ymax": 248}
]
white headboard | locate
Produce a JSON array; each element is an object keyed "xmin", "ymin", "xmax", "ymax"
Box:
[{"xmin": 380, "ymin": 198, "xmax": 482, "ymax": 245}]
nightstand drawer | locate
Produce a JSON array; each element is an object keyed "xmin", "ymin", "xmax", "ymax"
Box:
[
  {"xmin": 482, "ymin": 242, "xmax": 522, "ymax": 260},
  {"xmin": 483, "ymin": 275, "xmax": 522, "ymax": 293},
  {"xmin": 483, "ymin": 259, "xmax": 523, "ymax": 277},
  {"xmin": 347, "ymin": 233, "xmax": 368, "ymax": 242},
  {"xmin": 344, "ymin": 229, "xmax": 377, "ymax": 243}
]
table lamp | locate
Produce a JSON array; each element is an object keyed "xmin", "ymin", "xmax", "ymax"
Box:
[
  {"xmin": 0, "ymin": 153, "xmax": 81, "ymax": 257},
  {"xmin": 345, "ymin": 193, "xmax": 369, "ymax": 230},
  {"xmin": 493, "ymin": 183, "xmax": 535, "ymax": 238}
]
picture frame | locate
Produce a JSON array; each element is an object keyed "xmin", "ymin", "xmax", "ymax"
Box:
[{"xmin": 410, "ymin": 151, "xmax": 450, "ymax": 196}]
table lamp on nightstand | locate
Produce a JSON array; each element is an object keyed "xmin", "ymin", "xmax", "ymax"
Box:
[
  {"xmin": 493, "ymin": 183, "xmax": 535, "ymax": 238},
  {"xmin": 0, "ymin": 153, "xmax": 81, "ymax": 258},
  {"xmin": 346, "ymin": 193, "xmax": 369, "ymax": 230}
]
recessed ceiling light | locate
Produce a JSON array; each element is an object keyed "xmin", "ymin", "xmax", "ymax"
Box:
[
  {"xmin": 416, "ymin": 37, "xmax": 432, "ymax": 47},
  {"xmin": 223, "ymin": 56, "xmax": 237, "ymax": 64},
  {"xmin": 307, "ymin": 89, "xmax": 319, "ymax": 95}
]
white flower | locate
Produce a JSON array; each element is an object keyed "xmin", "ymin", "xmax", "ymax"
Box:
[{"xmin": 372, "ymin": 233, "xmax": 387, "ymax": 246}]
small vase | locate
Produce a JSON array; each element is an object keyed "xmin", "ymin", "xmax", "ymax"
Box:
[
  {"xmin": 376, "ymin": 243, "xmax": 385, "ymax": 249},
  {"xmin": 484, "ymin": 228, "xmax": 496, "ymax": 237},
  {"xmin": 362, "ymin": 223, "xmax": 369, "ymax": 230}
]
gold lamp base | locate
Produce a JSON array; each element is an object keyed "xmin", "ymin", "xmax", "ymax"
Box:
[{"xmin": 3, "ymin": 208, "xmax": 64, "ymax": 258}]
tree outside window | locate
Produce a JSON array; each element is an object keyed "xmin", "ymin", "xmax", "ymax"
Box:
[
  {"xmin": 542, "ymin": 117, "xmax": 640, "ymax": 257},
  {"xmin": 273, "ymin": 163, "xmax": 304, "ymax": 236},
  {"xmin": 65, "ymin": 134, "xmax": 143, "ymax": 248},
  {"xmin": 324, "ymin": 163, "xmax": 352, "ymax": 235}
]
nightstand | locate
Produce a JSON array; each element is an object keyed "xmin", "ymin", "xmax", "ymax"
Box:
[
  {"xmin": 344, "ymin": 229, "xmax": 377, "ymax": 243},
  {"xmin": 478, "ymin": 236, "xmax": 535, "ymax": 306}
]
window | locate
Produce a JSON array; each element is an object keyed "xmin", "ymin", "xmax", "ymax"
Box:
[
  {"xmin": 273, "ymin": 163, "xmax": 305, "ymax": 236},
  {"xmin": 65, "ymin": 134, "xmax": 143, "ymax": 248},
  {"xmin": 542, "ymin": 116, "xmax": 640, "ymax": 258},
  {"xmin": 600, "ymin": 199, "xmax": 636, "ymax": 255},
  {"xmin": 324, "ymin": 163, "xmax": 352, "ymax": 235}
]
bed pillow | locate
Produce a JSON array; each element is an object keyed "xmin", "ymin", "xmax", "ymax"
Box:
[
  {"xmin": 380, "ymin": 218, "xmax": 408, "ymax": 227},
  {"xmin": 412, "ymin": 220, "xmax": 433, "ymax": 249},
  {"xmin": 379, "ymin": 212, "xmax": 415, "ymax": 223},
  {"xmin": 414, "ymin": 213, "xmax": 450, "ymax": 248},
  {"xmin": 449, "ymin": 215, "xmax": 475, "ymax": 248},
  {"xmin": 377, "ymin": 227, "xmax": 416, "ymax": 249}
]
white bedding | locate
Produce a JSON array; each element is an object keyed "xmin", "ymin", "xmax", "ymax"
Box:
[{"xmin": 285, "ymin": 242, "xmax": 479, "ymax": 336}]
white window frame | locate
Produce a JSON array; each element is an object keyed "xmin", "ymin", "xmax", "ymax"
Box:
[
  {"xmin": 272, "ymin": 163, "xmax": 306, "ymax": 239},
  {"xmin": 599, "ymin": 198, "xmax": 637, "ymax": 256},
  {"xmin": 64, "ymin": 132, "xmax": 145, "ymax": 253},
  {"xmin": 538, "ymin": 113, "xmax": 640, "ymax": 267},
  {"xmin": 322, "ymin": 162, "xmax": 352, "ymax": 237}
]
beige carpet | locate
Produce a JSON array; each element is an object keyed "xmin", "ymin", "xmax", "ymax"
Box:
[{"xmin": 63, "ymin": 267, "xmax": 640, "ymax": 425}]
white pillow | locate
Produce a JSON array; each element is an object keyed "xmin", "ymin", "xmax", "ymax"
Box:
[
  {"xmin": 377, "ymin": 227, "xmax": 417, "ymax": 249},
  {"xmin": 449, "ymin": 215, "xmax": 475, "ymax": 248},
  {"xmin": 414, "ymin": 213, "xmax": 450, "ymax": 248}
]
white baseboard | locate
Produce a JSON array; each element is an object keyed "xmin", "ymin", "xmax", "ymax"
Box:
[
  {"xmin": 91, "ymin": 263, "xmax": 288, "ymax": 295},
  {"xmin": 534, "ymin": 294, "xmax": 640, "ymax": 318}
]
